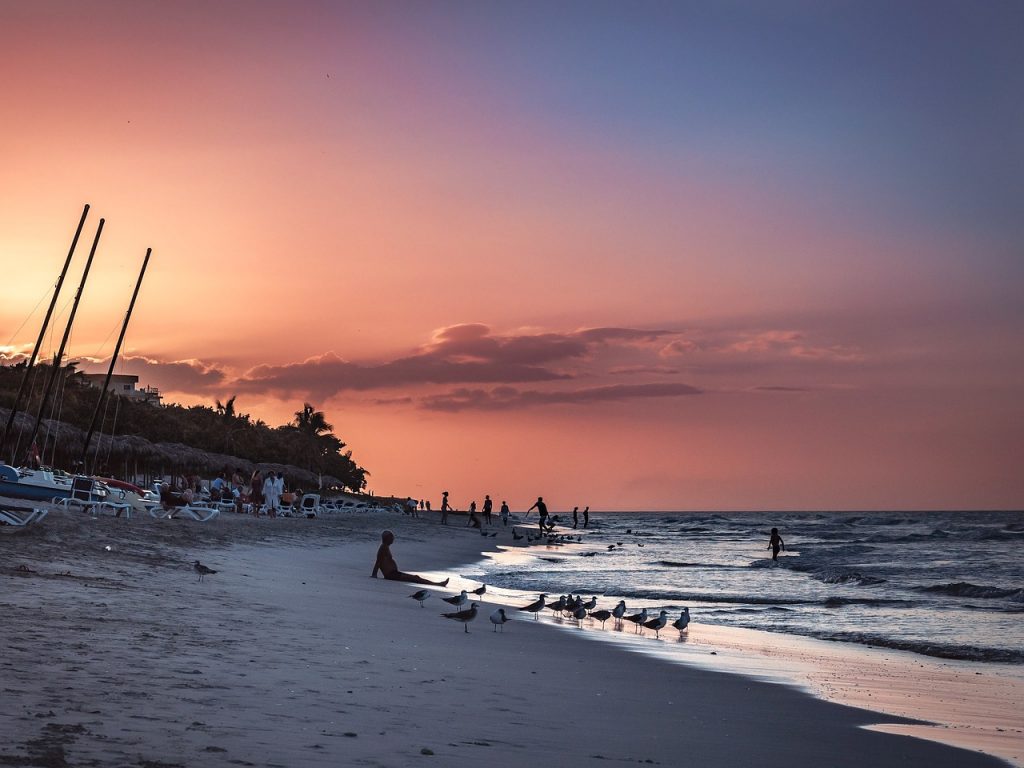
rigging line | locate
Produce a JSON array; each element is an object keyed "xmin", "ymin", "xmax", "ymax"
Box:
[{"xmin": 4, "ymin": 285, "xmax": 54, "ymax": 349}]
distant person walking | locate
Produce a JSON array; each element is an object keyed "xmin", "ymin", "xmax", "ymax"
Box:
[
  {"xmin": 483, "ymin": 495, "xmax": 493, "ymax": 525},
  {"xmin": 249, "ymin": 468, "xmax": 264, "ymax": 517},
  {"xmin": 500, "ymin": 500, "xmax": 510, "ymax": 527},
  {"xmin": 263, "ymin": 471, "xmax": 280, "ymax": 518},
  {"xmin": 527, "ymin": 496, "xmax": 548, "ymax": 534},
  {"xmin": 440, "ymin": 491, "xmax": 451, "ymax": 525},
  {"xmin": 572, "ymin": 506, "xmax": 579, "ymax": 529},
  {"xmin": 583, "ymin": 506, "xmax": 590, "ymax": 528},
  {"xmin": 768, "ymin": 528, "xmax": 786, "ymax": 561},
  {"xmin": 468, "ymin": 500, "xmax": 481, "ymax": 528}
]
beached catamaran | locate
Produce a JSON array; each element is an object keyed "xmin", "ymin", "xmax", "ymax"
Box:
[{"xmin": 0, "ymin": 205, "xmax": 152, "ymax": 504}]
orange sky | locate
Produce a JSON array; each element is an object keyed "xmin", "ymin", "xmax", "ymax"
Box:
[{"xmin": 2, "ymin": 2, "xmax": 1021, "ymax": 510}]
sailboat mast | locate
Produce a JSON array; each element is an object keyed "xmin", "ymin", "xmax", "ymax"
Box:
[
  {"xmin": 0, "ymin": 203, "xmax": 90, "ymax": 463},
  {"xmin": 82, "ymin": 247, "xmax": 152, "ymax": 471},
  {"xmin": 25, "ymin": 218, "xmax": 105, "ymax": 462}
]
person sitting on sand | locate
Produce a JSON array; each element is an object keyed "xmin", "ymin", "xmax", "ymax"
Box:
[
  {"xmin": 768, "ymin": 527, "xmax": 786, "ymax": 560},
  {"xmin": 468, "ymin": 500, "xmax": 481, "ymax": 528},
  {"xmin": 371, "ymin": 530, "xmax": 449, "ymax": 586}
]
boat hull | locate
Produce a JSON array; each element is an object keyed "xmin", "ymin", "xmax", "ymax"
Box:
[{"xmin": 0, "ymin": 464, "xmax": 72, "ymax": 501}]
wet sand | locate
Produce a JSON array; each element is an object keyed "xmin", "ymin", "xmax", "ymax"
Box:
[{"xmin": 0, "ymin": 506, "xmax": 1015, "ymax": 767}]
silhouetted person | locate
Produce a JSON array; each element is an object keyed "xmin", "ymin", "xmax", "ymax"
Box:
[
  {"xmin": 468, "ymin": 500, "xmax": 481, "ymax": 528},
  {"xmin": 483, "ymin": 495, "xmax": 493, "ymax": 525},
  {"xmin": 572, "ymin": 506, "xmax": 579, "ymax": 529},
  {"xmin": 768, "ymin": 527, "xmax": 786, "ymax": 560},
  {"xmin": 372, "ymin": 530, "xmax": 449, "ymax": 586},
  {"xmin": 583, "ymin": 506, "xmax": 590, "ymax": 528},
  {"xmin": 527, "ymin": 496, "xmax": 548, "ymax": 533},
  {"xmin": 440, "ymin": 491, "xmax": 450, "ymax": 525},
  {"xmin": 500, "ymin": 500, "xmax": 510, "ymax": 526}
]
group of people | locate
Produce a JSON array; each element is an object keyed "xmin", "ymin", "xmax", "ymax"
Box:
[
  {"xmin": 399, "ymin": 492, "xmax": 592, "ymax": 534},
  {"xmin": 526, "ymin": 497, "xmax": 590, "ymax": 534},
  {"xmin": 161, "ymin": 468, "xmax": 301, "ymax": 517}
]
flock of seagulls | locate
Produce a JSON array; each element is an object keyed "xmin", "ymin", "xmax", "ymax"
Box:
[
  {"xmin": 409, "ymin": 584, "xmax": 691, "ymax": 637},
  {"xmin": 514, "ymin": 593, "xmax": 690, "ymax": 636}
]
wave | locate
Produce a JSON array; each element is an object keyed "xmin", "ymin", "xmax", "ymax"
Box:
[
  {"xmin": 656, "ymin": 560, "xmax": 746, "ymax": 570},
  {"xmin": 748, "ymin": 558, "xmax": 885, "ymax": 586},
  {"xmin": 803, "ymin": 630, "xmax": 1024, "ymax": 663},
  {"xmin": 920, "ymin": 582, "xmax": 1024, "ymax": 601},
  {"xmin": 596, "ymin": 587, "xmax": 913, "ymax": 608}
]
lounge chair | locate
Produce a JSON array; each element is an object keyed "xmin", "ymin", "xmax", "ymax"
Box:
[
  {"xmin": 299, "ymin": 493, "xmax": 323, "ymax": 517},
  {"xmin": 148, "ymin": 495, "xmax": 220, "ymax": 523},
  {"xmin": 0, "ymin": 505, "xmax": 49, "ymax": 526},
  {"xmin": 53, "ymin": 476, "xmax": 105, "ymax": 514}
]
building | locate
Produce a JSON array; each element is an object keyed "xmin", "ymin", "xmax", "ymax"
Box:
[{"xmin": 82, "ymin": 373, "xmax": 162, "ymax": 406}]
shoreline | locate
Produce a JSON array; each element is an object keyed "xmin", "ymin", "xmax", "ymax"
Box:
[
  {"xmin": 458, "ymin": 537, "xmax": 1024, "ymax": 766},
  {"xmin": 1, "ymin": 507, "xmax": 1018, "ymax": 766}
]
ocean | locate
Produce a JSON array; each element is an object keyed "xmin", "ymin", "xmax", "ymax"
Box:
[{"xmin": 469, "ymin": 510, "xmax": 1024, "ymax": 664}]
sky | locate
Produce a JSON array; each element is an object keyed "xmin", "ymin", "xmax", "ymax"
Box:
[{"xmin": 1, "ymin": 1, "xmax": 1021, "ymax": 510}]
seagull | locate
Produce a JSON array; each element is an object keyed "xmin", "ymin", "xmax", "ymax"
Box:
[
  {"xmin": 643, "ymin": 610, "xmax": 669, "ymax": 638},
  {"xmin": 471, "ymin": 585, "xmax": 487, "ymax": 596},
  {"xmin": 611, "ymin": 600, "xmax": 627, "ymax": 627},
  {"xmin": 590, "ymin": 609, "xmax": 612, "ymax": 628},
  {"xmin": 442, "ymin": 602, "xmax": 478, "ymax": 633},
  {"xmin": 573, "ymin": 605, "xmax": 588, "ymax": 626},
  {"xmin": 489, "ymin": 608, "xmax": 509, "ymax": 632},
  {"xmin": 409, "ymin": 589, "xmax": 430, "ymax": 607},
  {"xmin": 442, "ymin": 590, "xmax": 468, "ymax": 608},
  {"xmin": 193, "ymin": 561, "xmax": 217, "ymax": 582},
  {"xmin": 519, "ymin": 593, "xmax": 547, "ymax": 619},
  {"xmin": 582, "ymin": 596, "xmax": 598, "ymax": 613},
  {"xmin": 672, "ymin": 608, "xmax": 691, "ymax": 634},
  {"xmin": 547, "ymin": 595, "xmax": 567, "ymax": 615},
  {"xmin": 625, "ymin": 608, "xmax": 648, "ymax": 633}
]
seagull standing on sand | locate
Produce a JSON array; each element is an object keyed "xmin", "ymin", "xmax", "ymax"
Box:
[
  {"xmin": 625, "ymin": 608, "xmax": 648, "ymax": 633},
  {"xmin": 442, "ymin": 590, "xmax": 468, "ymax": 609},
  {"xmin": 519, "ymin": 593, "xmax": 547, "ymax": 619},
  {"xmin": 672, "ymin": 608, "xmax": 691, "ymax": 634},
  {"xmin": 471, "ymin": 585, "xmax": 487, "ymax": 596},
  {"xmin": 612, "ymin": 600, "xmax": 627, "ymax": 628},
  {"xmin": 409, "ymin": 589, "xmax": 430, "ymax": 607},
  {"xmin": 193, "ymin": 561, "xmax": 217, "ymax": 582},
  {"xmin": 643, "ymin": 610, "xmax": 669, "ymax": 638},
  {"xmin": 489, "ymin": 608, "xmax": 509, "ymax": 632},
  {"xmin": 442, "ymin": 602, "xmax": 479, "ymax": 633},
  {"xmin": 590, "ymin": 609, "xmax": 612, "ymax": 628}
]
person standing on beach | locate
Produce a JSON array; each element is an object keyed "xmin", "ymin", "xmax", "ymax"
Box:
[
  {"xmin": 768, "ymin": 527, "xmax": 786, "ymax": 560},
  {"xmin": 440, "ymin": 491, "xmax": 451, "ymax": 525},
  {"xmin": 249, "ymin": 468, "xmax": 263, "ymax": 517},
  {"xmin": 572, "ymin": 506, "xmax": 579, "ymax": 529},
  {"xmin": 468, "ymin": 500, "xmax": 481, "ymax": 528},
  {"xmin": 527, "ymin": 496, "xmax": 548, "ymax": 534},
  {"xmin": 263, "ymin": 471, "xmax": 279, "ymax": 518},
  {"xmin": 483, "ymin": 495, "xmax": 493, "ymax": 525},
  {"xmin": 500, "ymin": 500, "xmax": 510, "ymax": 527},
  {"xmin": 371, "ymin": 530, "xmax": 450, "ymax": 586},
  {"xmin": 583, "ymin": 506, "xmax": 590, "ymax": 528}
]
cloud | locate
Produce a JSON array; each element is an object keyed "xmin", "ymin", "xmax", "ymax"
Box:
[
  {"xmin": 418, "ymin": 382, "xmax": 703, "ymax": 412},
  {"xmin": 235, "ymin": 324, "xmax": 678, "ymax": 399},
  {"xmin": 83, "ymin": 355, "xmax": 228, "ymax": 393},
  {"xmin": 752, "ymin": 385, "xmax": 812, "ymax": 393},
  {"xmin": 608, "ymin": 365, "xmax": 680, "ymax": 375},
  {"xmin": 659, "ymin": 339, "xmax": 699, "ymax": 357}
]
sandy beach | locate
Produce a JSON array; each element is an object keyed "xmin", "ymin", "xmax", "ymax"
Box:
[{"xmin": 1, "ymin": 507, "xmax": 1017, "ymax": 767}]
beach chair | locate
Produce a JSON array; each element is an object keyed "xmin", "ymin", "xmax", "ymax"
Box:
[
  {"xmin": 54, "ymin": 476, "xmax": 104, "ymax": 514},
  {"xmin": 0, "ymin": 505, "xmax": 49, "ymax": 526},
  {"xmin": 174, "ymin": 504, "xmax": 220, "ymax": 522},
  {"xmin": 299, "ymin": 493, "xmax": 323, "ymax": 518}
]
